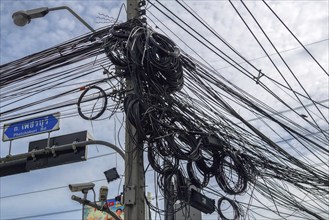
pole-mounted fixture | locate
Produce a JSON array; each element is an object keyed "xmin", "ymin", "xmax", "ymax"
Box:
[{"xmin": 12, "ymin": 6, "xmax": 95, "ymax": 32}]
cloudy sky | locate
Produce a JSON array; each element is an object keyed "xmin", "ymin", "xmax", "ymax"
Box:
[{"xmin": 0, "ymin": 0, "xmax": 328, "ymax": 219}]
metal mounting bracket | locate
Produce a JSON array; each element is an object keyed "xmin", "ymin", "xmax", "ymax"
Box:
[
  {"xmin": 31, "ymin": 149, "xmax": 37, "ymax": 161},
  {"xmin": 51, "ymin": 146, "xmax": 57, "ymax": 157},
  {"xmin": 124, "ymin": 185, "xmax": 136, "ymax": 205}
]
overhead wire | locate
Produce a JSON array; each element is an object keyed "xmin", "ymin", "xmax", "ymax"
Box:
[
  {"xmin": 238, "ymin": 0, "xmax": 329, "ymax": 138},
  {"xmin": 142, "ymin": 2, "xmax": 326, "ymax": 218},
  {"xmin": 1, "ymin": 2, "xmax": 328, "ymax": 219},
  {"xmin": 146, "ymin": 1, "xmax": 329, "ymax": 149},
  {"xmin": 261, "ymin": 0, "xmax": 328, "ymax": 76}
]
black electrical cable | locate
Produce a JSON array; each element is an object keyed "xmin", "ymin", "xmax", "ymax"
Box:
[
  {"xmin": 77, "ymin": 85, "xmax": 108, "ymax": 120},
  {"xmin": 2, "ymin": 10, "xmax": 328, "ymax": 220},
  {"xmin": 261, "ymin": 0, "xmax": 328, "ymax": 77},
  {"xmin": 172, "ymin": 133, "xmax": 201, "ymax": 161},
  {"xmin": 175, "ymin": 0, "xmax": 262, "ymax": 75},
  {"xmin": 147, "ymin": 0, "xmax": 258, "ymax": 82},
  {"xmin": 148, "ymin": 0, "xmax": 328, "ymax": 151},
  {"xmin": 217, "ymin": 196, "xmax": 241, "ymax": 220},
  {"xmin": 215, "ymin": 151, "xmax": 248, "ymax": 195},
  {"xmin": 147, "ymin": 140, "xmax": 179, "ymax": 175},
  {"xmin": 146, "ymin": 10, "xmax": 328, "ymax": 110},
  {"xmin": 195, "ymin": 147, "xmax": 220, "ymax": 176},
  {"xmin": 186, "ymin": 160, "xmax": 210, "ymax": 188},
  {"xmin": 238, "ymin": 0, "xmax": 329, "ymax": 132}
]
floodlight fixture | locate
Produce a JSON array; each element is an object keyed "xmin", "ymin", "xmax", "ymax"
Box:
[{"xmin": 104, "ymin": 167, "xmax": 120, "ymax": 183}]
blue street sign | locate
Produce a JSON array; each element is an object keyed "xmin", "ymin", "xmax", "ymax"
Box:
[{"xmin": 2, "ymin": 113, "xmax": 60, "ymax": 141}]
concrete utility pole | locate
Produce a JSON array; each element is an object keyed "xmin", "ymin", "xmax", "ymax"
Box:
[{"xmin": 124, "ymin": 1, "xmax": 145, "ymax": 220}]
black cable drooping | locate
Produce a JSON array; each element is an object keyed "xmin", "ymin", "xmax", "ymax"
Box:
[{"xmin": 77, "ymin": 85, "xmax": 108, "ymax": 120}]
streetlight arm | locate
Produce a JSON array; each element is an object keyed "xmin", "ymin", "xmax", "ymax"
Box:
[
  {"xmin": 49, "ymin": 6, "xmax": 95, "ymax": 32},
  {"xmin": 25, "ymin": 7, "xmax": 49, "ymax": 18},
  {"xmin": 12, "ymin": 5, "xmax": 95, "ymax": 32}
]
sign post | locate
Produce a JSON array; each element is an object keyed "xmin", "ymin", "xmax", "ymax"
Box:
[{"xmin": 2, "ymin": 112, "xmax": 60, "ymax": 141}]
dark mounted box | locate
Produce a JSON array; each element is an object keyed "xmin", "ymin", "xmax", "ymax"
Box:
[{"xmin": 26, "ymin": 130, "xmax": 90, "ymax": 170}]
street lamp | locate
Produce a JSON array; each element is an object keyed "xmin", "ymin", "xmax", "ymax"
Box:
[{"xmin": 12, "ymin": 6, "xmax": 95, "ymax": 32}]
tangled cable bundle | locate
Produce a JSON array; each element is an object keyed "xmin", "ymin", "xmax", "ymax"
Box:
[
  {"xmin": 217, "ymin": 196, "xmax": 243, "ymax": 220},
  {"xmin": 104, "ymin": 19, "xmax": 184, "ymax": 94},
  {"xmin": 104, "ymin": 20, "xmax": 257, "ymax": 216},
  {"xmin": 148, "ymin": 140, "xmax": 179, "ymax": 175},
  {"xmin": 157, "ymin": 167, "xmax": 188, "ymax": 203},
  {"xmin": 2, "ymin": 8, "xmax": 327, "ymax": 217},
  {"xmin": 195, "ymin": 148, "xmax": 220, "ymax": 176},
  {"xmin": 215, "ymin": 151, "xmax": 248, "ymax": 195},
  {"xmin": 112, "ymin": 20, "xmax": 327, "ymax": 216}
]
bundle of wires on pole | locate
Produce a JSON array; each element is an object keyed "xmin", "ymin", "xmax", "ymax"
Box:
[
  {"xmin": 101, "ymin": 19, "xmax": 250, "ymax": 216},
  {"xmin": 2, "ymin": 13, "xmax": 327, "ymax": 219},
  {"xmin": 100, "ymin": 18, "xmax": 329, "ymax": 219}
]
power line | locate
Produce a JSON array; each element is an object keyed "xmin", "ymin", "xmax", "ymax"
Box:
[
  {"xmin": 0, "ymin": 152, "xmax": 119, "ymax": 199},
  {"xmin": 5, "ymin": 208, "xmax": 81, "ymax": 220},
  {"xmin": 1, "ymin": 1, "xmax": 328, "ymax": 219},
  {"xmin": 1, "ymin": 127, "xmax": 327, "ymax": 200},
  {"xmin": 238, "ymin": 0, "xmax": 329, "ymax": 134},
  {"xmin": 215, "ymin": 38, "xmax": 329, "ymax": 72},
  {"xmin": 262, "ymin": 0, "xmax": 328, "ymax": 76}
]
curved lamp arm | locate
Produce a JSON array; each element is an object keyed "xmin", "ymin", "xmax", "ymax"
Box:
[{"xmin": 12, "ymin": 5, "xmax": 95, "ymax": 32}]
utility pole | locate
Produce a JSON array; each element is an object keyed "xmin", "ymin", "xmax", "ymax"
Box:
[{"xmin": 124, "ymin": 1, "xmax": 145, "ymax": 220}]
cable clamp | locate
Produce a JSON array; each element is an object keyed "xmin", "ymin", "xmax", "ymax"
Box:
[
  {"xmin": 72, "ymin": 141, "xmax": 78, "ymax": 153},
  {"xmin": 138, "ymin": 9, "xmax": 146, "ymax": 16},
  {"xmin": 51, "ymin": 146, "xmax": 57, "ymax": 157},
  {"xmin": 31, "ymin": 149, "xmax": 37, "ymax": 161},
  {"xmin": 138, "ymin": 0, "xmax": 146, "ymax": 7},
  {"xmin": 57, "ymin": 47, "xmax": 64, "ymax": 56},
  {"xmin": 44, "ymin": 146, "xmax": 51, "ymax": 154},
  {"xmin": 140, "ymin": 17, "xmax": 147, "ymax": 25},
  {"xmin": 254, "ymin": 70, "xmax": 264, "ymax": 84},
  {"xmin": 234, "ymin": 149, "xmax": 241, "ymax": 155},
  {"xmin": 138, "ymin": 0, "xmax": 146, "ymax": 8}
]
